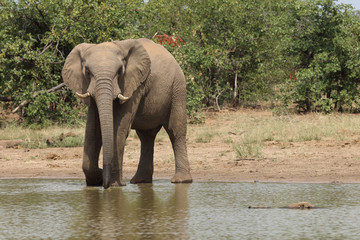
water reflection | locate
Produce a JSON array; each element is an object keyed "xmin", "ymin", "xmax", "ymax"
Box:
[
  {"xmin": 79, "ymin": 183, "xmax": 190, "ymax": 239},
  {"xmin": 2, "ymin": 180, "xmax": 360, "ymax": 239}
]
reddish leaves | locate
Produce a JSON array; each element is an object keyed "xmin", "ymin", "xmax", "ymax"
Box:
[
  {"xmin": 155, "ymin": 33, "xmax": 184, "ymax": 47},
  {"xmin": 289, "ymin": 70, "xmax": 297, "ymax": 81}
]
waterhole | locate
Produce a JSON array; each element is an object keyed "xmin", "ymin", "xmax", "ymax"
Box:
[{"xmin": 1, "ymin": 179, "xmax": 360, "ymax": 239}]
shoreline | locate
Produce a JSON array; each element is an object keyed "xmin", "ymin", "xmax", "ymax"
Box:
[
  {"xmin": 1, "ymin": 166, "xmax": 360, "ymax": 184},
  {"xmin": 2, "ymin": 110, "xmax": 360, "ymax": 185}
]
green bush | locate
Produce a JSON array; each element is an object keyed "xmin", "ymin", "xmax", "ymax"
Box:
[
  {"xmin": 279, "ymin": 0, "xmax": 360, "ymax": 113},
  {"xmin": 0, "ymin": 0, "xmax": 143, "ymax": 126},
  {"xmin": 1, "ymin": 0, "xmax": 360, "ymax": 127}
]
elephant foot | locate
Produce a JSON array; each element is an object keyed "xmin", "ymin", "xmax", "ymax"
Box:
[
  {"xmin": 110, "ymin": 179, "xmax": 127, "ymax": 187},
  {"xmin": 130, "ymin": 174, "xmax": 153, "ymax": 184},
  {"xmin": 171, "ymin": 171, "xmax": 193, "ymax": 183},
  {"xmin": 85, "ymin": 169, "xmax": 103, "ymax": 186}
]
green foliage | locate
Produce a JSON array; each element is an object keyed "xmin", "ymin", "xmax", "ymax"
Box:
[
  {"xmin": 279, "ymin": 0, "xmax": 360, "ymax": 113},
  {"xmin": 1, "ymin": 0, "xmax": 360, "ymax": 126},
  {"xmin": 24, "ymin": 89, "xmax": 87, "ymax": 126},
  {"xmin": 0, "ymin": 0, "xmax": 143, "ymax": 125}
]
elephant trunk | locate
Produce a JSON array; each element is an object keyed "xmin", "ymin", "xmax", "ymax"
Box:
[{"xmin": 95, "ymin": 77, "xmax": 114, "ymax": 189}]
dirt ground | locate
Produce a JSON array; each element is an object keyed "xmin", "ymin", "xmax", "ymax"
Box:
[{"xmin": 1, "ymin": 110, "xmax": 360, "ymax": 184}]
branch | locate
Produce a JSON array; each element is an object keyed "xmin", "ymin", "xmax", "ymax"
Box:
[
  {"xmin": 48, "ymin": 82, "xmax": 66, "ymax": 92},
  {"xmin": 215, "ymin": 89, "xmax": 225, "ymax": 111},
  {"xmin": 12, "ymin": 83, "xmax": 66, "ymax": 113},
  {"xmin": 39, "ymin": 42, "xmax": 53, "ymax": 55}
]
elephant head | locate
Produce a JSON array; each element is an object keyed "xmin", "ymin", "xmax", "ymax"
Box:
[{"xmin": 62, "ymin": 40, "xmax": 151, "ymax": 188}]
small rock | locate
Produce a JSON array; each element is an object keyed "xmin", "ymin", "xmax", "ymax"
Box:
[{"xmin": 46, "ymin": 138, "xmax": 54, "ymax": 146}]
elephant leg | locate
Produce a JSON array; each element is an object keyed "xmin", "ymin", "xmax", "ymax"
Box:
[
  {"xmin": 111, "ymin": 128, "xmax": 128, "ymax": 187},
  {"xmin": 130, "ymin": 126, "xmax": 162, "ymax": 184},
  {"xmin": 111, "ymin": 100, "xmax": 142, "ymax": 186},
  {"xmin": 82, "ymin": 99, "xmax": 103, "ymax": 186},
  {"xmin": 164, "ymin": 105, "xmax": 193, "ymax": 183}
]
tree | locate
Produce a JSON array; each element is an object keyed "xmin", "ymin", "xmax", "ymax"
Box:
[
  {"xmin": 2, "ymin": 0, "xmax": 360, "ymax": 126},
  {"xmin": 0, "ymin": 0, "xmax": 143, "ymax": 125},
  {"xmin": 280, "ymin": 0, "xmax": 360, "ymax": 112}
]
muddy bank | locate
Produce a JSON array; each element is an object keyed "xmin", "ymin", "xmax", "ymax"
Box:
[
  {"xmin": 1, "ymin": 110, "xmax": 360, "ymax": 183},
  {"xmin": 1, "ymin": 139, "xmax": 360, "ymax": 183}
]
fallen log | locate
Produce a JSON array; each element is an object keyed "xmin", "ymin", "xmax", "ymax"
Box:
[
  {"xmin": 248, "ymin": 202, "xmax": 318, "ymax": 209},
  {"xmin": 12, "ymin": 82, "xmax": 65, "ymax": 113}
]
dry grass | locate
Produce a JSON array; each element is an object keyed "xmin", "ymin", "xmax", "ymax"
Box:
[
  {"xmin": 0, "ymin": 124, "xmax": 84, "ymax": 148},
  {"xmin": 188, "ymin": 111, "xmax": 360, "ymax": 159},
  {"xmin": 2, "ymin": 111, "xmax": 360, "ymax": 154}
]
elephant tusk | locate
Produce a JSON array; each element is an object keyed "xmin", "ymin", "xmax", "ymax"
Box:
[
  {"xmin": 118, "ymin": 93, "xmax": 129, "ymax": 103},
  {"xmin": 75, "ymin": 92, "xmax": 90, "ymax": 99}
]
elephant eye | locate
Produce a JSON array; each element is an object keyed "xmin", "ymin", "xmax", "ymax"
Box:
[
  {"xmin": 118, "ymin": 65, "xmax": 125, "ymax": 76},
  {"xmin": 85, "ymin": 68, "xmax": 91, "ymax": 77}
]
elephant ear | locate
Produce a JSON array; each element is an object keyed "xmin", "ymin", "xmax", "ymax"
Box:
[
  {"xmin": 62, "ymin": 43, "xmax": 94, "ymax": 105},
  {"xmin": 113, "ymin": 39, "xmax": 151, "ymax": 100}
]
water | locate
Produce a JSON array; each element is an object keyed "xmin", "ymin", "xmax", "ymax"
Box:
[{"xmin": 1, "ymin": 179, "xmax": 360, "ymax": 240}]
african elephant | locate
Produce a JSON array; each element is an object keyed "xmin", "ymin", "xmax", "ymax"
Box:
[
  {"xmin": 80, "ymin": 184, "xmax": 190, "ymax": 238},
  {"xmin": 62, "ymin": 38, "xmax": 192, "ymax": 188}
]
